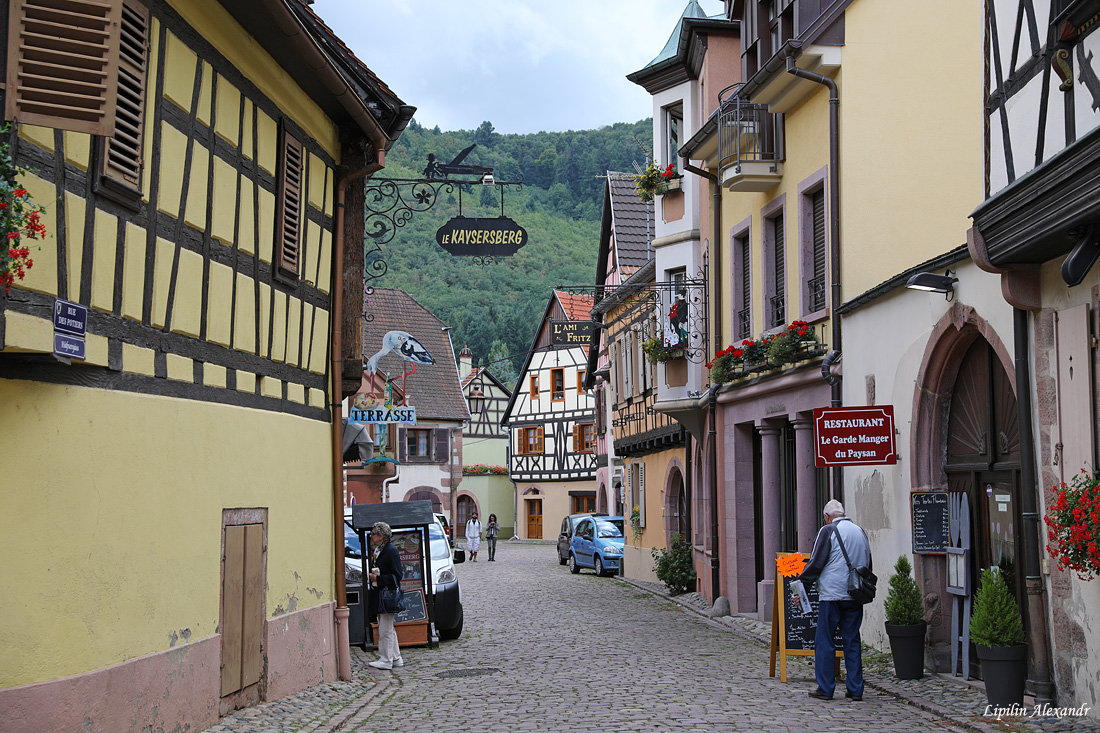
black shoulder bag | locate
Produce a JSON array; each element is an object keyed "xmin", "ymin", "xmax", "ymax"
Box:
[{"xmin": 834, "ymin": 528, "xmax": 877, "ymax": 604}]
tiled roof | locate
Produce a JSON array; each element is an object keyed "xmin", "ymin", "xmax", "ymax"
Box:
[
  {"xmin": 642, "ymin": 0, "xmax": 709, "ymax": 70},
  {"xmin": 361, "ymin": 289, "xmax": 469, "ymax": 421},
  {"xmin": 553, "ymin": 290, "xmax": 595, "ymax": 321},
  {"xmin": 608, "ymin": 171, "xmax": 653, "ymax": 276}
]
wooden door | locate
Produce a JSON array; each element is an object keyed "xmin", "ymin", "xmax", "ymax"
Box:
[
  {"xmin": 527, "ymin": 499, "xmax": 543, "ymax": 539},
  {"xmin": 221, "ymin": 523, "xmax": 263, "ymax": 697}
]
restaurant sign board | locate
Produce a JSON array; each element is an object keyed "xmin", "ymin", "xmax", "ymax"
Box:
[
  {"xmin": 550, "ymin": 320, "xmax": 593, "ymax": 346},
  {"xmin": 813, "ymin": 406, "xmax": 897, "ymax": 467},
  {"xmin": 436, "ymin": 216, "xmax": 527, "ymax": 256}
]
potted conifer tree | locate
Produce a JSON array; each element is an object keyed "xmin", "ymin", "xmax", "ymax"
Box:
[
  {"xmin": 883, "ymin": 555, "xmax": 926, "ymax": 679},
  {"xmin": 970, "ymin": 567, "xmax": 1027, "ymax": 706}
]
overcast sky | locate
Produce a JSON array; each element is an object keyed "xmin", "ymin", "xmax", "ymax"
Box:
[{"xmin": 311, "ymin": 0, "xmax": 725, "ymax": 135}]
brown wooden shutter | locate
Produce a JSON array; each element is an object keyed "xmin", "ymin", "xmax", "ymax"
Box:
[
  {"xmin": 99, "ymin": 0, "xmax": 147, "ymax": 189},
  {"xmin": 275, "ymin": 129, "xmax": 304, "ymax": 279},
  {"xmin": 536, "ymin": 426, "xmax": 544, "ymax": 453},
  {"xmin": 572, "ymin": 424, "xmax": 580, "ymax": 452},
  {"xmin": 433, "ymin": 428, "xmax": 449, "ymax": 462},
  {"xmin": 5, "ymin": 0, "xmax": 122, "ymax": 135},
  {"xmin": 397, "ymin": 427, "xmax": 407, "ymax": 463}
]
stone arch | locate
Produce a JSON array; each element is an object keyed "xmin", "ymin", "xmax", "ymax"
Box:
[
  {"xmin": 403, "ymin": 486, "xmax": 444, "ymax": 512},
  {"xmin": 662, "ymin": 458, "xmax": 688, "ymax": 544},
  {"xmin": 909, "ymin": 301, "xmax": 1016, "ymax": 670}
]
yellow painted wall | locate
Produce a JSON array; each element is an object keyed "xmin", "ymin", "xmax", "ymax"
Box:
[
  {"xmin": 0, "ymin": 381, "xmax": 335, "ymax": 687},
  {"xmin": 163, "ymin": 0, "xmax": 339, "ymax": 159},
  {"xmin": 840, "ymin": 0, "xmax": 983, "ymax": 297}
]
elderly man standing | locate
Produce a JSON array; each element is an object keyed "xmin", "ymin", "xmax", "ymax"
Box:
[{"xmin": 798, "ymin": 499, "xmax": 872, "ymax": 701}]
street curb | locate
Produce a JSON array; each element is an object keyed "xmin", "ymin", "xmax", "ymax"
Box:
[{"xmin": 615, "ymin": 576, "xmax": 1002, "ymax": 733}]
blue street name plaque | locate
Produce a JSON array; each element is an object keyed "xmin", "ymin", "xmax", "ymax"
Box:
[
  {"xmin": 54, "ymin": 333, "xmax": 86, "ymax": 360},
  {"xmin": 53, "ymin": 298, "xmax": 88, "ymax": 336}
]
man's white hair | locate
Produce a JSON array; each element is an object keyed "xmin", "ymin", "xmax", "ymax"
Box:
[{"xmin": 823, "ymin": 499, "xmax": 846, "ymax": 518}]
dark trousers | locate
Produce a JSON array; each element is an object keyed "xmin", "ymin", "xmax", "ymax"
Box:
[
  {"xmin": 487, "ymin": 536, "xmax": 497, "ymax": 560},
  {"xmin": 815, "ymin": 599, "xmax": 864, "ymax": 698}
]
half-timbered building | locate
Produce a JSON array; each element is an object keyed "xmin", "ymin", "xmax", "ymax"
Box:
[
  {"xmin": 587, "ymin": 171, "xmax": 687, "ymax": 584},
  {"xmin": 966, "ymin": 0, "xmax": 1100, "ymax": 710},
  {"xmin": 0, "ymin": 1, "xmax": 411, "ymax": 730},
  {"xmin": 501, "ymin": 290, "xmax": 596, "ymax": 539},
  {"xmin": 357, "ymin": 288, "xmax": 469, "ymax": 514},
  {"xmin": 459, "ymin": 346, "xmax": 514, "ymax": 538}
]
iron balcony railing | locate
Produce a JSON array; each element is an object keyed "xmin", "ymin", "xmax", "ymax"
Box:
[
  {"xmin": 717, "ymin": 83, "xmax": 782, "ymax": 177},
  {"xmin": 769, "ymin": 295, "xmax": 786, "ymax": 329},
  {"xmin": 809, "ymin": 276, "xmax": 826, "ymax": 312},
  {"xmin": 737, "ymin": 308, "xmax": 752, "ymax": 340}
]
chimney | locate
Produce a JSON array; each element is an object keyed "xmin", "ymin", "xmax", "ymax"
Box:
[{"xmin": 459, "ymin": 344, "xmax": 473, "ymax": 379}]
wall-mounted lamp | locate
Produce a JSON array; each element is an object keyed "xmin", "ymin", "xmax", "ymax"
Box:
[
  {"xmin": 1061, "ymin": 226, "xmax": 1100, "ymax": 286},
  {"xmin": 468, "ymin": 387, "xmax": 485, "ymax": 416},
  {"xmin": 480, "ymin": 173, "xmax": 495, "ymax": 186},
  {"xmin": 906, "ymin": 269, "xmax": 958, "ymax": 300}
]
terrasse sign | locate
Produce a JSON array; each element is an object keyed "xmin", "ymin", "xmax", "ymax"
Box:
[
  {"xmin": 813, "ymin": 406, "xmax": 897, "ymax": 467},
  {"xmin": 349, "ymin": 406, "xmax": 417, "ymax": 425},
  {"xmin": 436, "ymin": 216, "xmax": 527, "ymax": 256}
]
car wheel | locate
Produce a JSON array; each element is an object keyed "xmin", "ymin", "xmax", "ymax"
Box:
[
  {"xmin": 568, "ymin": 554, "xmax": 580, "ymax": 574},
  {"xmin": 594, "ymin": 555, "xmax": 604, "ymax": 577},
  {"xmin": 439, "ymin": 604, "xmax": 463, "ymax": 640}
]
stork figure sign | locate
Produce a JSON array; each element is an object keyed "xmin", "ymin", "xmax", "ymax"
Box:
[{"xmin": 365, "ymin": 330, "xmax": 435, "ymax": 401}]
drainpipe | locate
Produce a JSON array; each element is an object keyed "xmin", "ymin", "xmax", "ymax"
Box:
[
  {"xmin": 786, "ymin": 55, "xmax": 843, "ymax": 501},
  {"xmin": 1013, "ymin": 307, "xmax": 1055, "ymax": 704},
  {"xmin": 708, "ymin": 385, "xmax": 720, "ymax": 597},
  {"xmin": 331, "ymin": 146, "xmax": 385, "ymax": 681}
]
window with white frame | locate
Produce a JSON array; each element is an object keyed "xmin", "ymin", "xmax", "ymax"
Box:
[{"xmin": 666, "ymin": 103, "xmax": 683, "ymax": 171}]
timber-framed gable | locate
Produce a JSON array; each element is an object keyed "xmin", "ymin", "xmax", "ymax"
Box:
[{"xmin": 0, "ymin": 0, "xmax": 368, "ymax": 421}]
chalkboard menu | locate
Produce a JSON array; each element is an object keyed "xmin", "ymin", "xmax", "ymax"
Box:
[
  {"xmin": 395, "ymin": 589, "xmax": 427, "ymax": 624},
  {"xmin": 770, "ymin": 553, "xmax": 843, "ymax": 682},
  {"xmin": 911, "ymin": 491, "xmax": 949, "ymax": 554}
]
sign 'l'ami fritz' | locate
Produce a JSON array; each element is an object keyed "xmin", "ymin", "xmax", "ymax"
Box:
[
  {"xmin": 550, "ymin": 320, "xmax": 593, "ymax": 346},
  {"xmin": 436, "ymin": 216, "xmax": 528, "ymax": 256}
]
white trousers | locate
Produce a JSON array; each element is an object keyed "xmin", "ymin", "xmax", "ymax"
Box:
[{"xmin": 378, "ymin": 612, "xmax": 400, "ymax": 663}]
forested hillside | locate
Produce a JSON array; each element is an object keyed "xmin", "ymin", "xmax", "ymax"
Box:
[{"xmin": 368, "ymin": 118, "xmax": 651, "ymax": 386}]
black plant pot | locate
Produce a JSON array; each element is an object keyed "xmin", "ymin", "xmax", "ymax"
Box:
[
  {"xmin": 976, "ymin": 645, "xmax": 1027, "ymax": 706},
  {"xmin": 884, "ymin": 622, "xmax": 926, "ymax": 680}
]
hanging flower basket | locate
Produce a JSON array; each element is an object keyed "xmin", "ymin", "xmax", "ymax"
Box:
[
  {"xmin": 1044, "ymin": 468, "xmax": 1100, "ymax": 580},
  {"xmin": 634, "ymin": 162, "xmax": 680, "ymax": 202},
  {"xmin": 1, "ymin": 124, "xmax": 46, "ymax": 293},
  {"xmin": 643, "ymin": 335, "xmax": 684, "ymax": 364},
  {"xmin": 654, "ymin": 176, "xmax": 683, "ymax": 196}
]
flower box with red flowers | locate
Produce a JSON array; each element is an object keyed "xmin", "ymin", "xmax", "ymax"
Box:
[
  {"xmin": 1, "ymin": 125, "xmax": 47, "ymax": 293},
  {"xmin": 1044, "ymin": 468, "xmax": 1100, "ymax": 580}
]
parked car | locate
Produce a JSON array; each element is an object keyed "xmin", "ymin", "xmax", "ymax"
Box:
[
  {"xmin": 428, "ymin": 517, "xmax": 464, "ymax": 640},
  {"xmin": 568, "ymin": 515, "xmax": 625, "ymax": 576},
  {"xmin": 434, "ymin": 512, "xmax": 453, "ymax": 547},
  {"xmin": 557, "ymin": 512, "xmax": 607, "ymax": 565}
]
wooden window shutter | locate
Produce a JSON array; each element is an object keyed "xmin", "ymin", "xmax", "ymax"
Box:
[
  {"xmin": 572, "ymin": 424, "xmax": 580, "ymax": 452},
  {"xmin": 5, "ymin": 0, "xmax": 122, "ymax": 135},
  {"xmin": 275, "ymin": 129, "xmax": 304, "ymax": 279},
  {"xmin": 99, "ymin": 0, "xmax": 147, "ymax": 189},
  {"xmin": 638, "ymin": 462, "xmax": 646, "ymax": 526},
  {"xmin": 536, "ymin": 426, "xmax": 544, "ymax": 453},
  {"xmin": 433, "ymin": 428, "xmax": 449, "ymax": 462},
  {"xmin": 397, "ymin": 427, "xmax": 406, "ymax": 463}
]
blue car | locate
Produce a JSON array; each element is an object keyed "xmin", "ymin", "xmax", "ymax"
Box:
[{"xmin": 568, "ymin": 516, "xmax": 625, "ymax": 576}]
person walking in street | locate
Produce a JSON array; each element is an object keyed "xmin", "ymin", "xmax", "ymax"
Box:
[
  {"xmin": 485, "ymin": 513, "xmax": 500, "ymax": 561},
  {"xmin": 466, "ymin": 511, "xmax": 482, "ymax": 562},
  {"xmin": 368, "ymin": 521, "xmax": 404, "ymax": 670},
  {"xmin": 797, "ymin": 499, "xmax": 872, "ymax": 701}
]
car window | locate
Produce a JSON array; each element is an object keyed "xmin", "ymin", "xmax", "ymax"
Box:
[
  {"xmin": 344, "ymin": 523, "xmax": 363, "ymax": 558},
  {"xmin": 596, "ymin": 519, "xmax": 624, "ymax": 538},
  {"xmin": 577, "ymin": 519, "xmax": 593, "ymax": 537},
  {"xmin": 562, "ymin": 518, "xmax": 569, "ymax": 534},
  {"xmin": 428, "ymin": 522, "xmax": 451, "ymax": 561}
]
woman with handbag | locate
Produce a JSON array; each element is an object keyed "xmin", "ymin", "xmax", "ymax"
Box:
[
  {"xmin": 368, "ymin": 521, "xmax": 404, "ymax": 670},
  {"xmin": 485, "ymin": 513, "xmax": 500, "ymax": 561}
]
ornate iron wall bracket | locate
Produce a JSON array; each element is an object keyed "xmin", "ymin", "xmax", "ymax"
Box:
[{"xmin": 559, "ymin": 271, "xmax": 708, "ymax": 363}]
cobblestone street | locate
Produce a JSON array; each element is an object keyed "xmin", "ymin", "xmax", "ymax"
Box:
[{"xmin": 198, "ymin": 541, "xmax": 1096, "ymax": 733}]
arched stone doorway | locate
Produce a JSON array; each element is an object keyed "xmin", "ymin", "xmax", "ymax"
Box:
[
  {"xmin": 522, "ymin": 487, "xmax": 543, "ymax": 539},
  {"xmin": 456, "ymin": 494, "xmax": 478, "ymax": 536},
  {"xmin": 664, "ymin": 461, "xmax": 687, "ymax": 543},
  {"xmin": 912, "ymin": 304, "xmax": 1022, "ymax": 673},
  {"xmin": 405, "ymin": 487, "xmax": 443, "ymax": 512}
]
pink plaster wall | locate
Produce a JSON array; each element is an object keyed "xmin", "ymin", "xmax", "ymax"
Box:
[
  {"xmin": 265, "ymin": 601, "xmax": 337, "ymax": 701},
  {"xmin": 0, "ymin": 635, "xmax": 221, "ymax": 733}
]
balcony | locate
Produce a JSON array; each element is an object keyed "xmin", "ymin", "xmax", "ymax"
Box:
[{"xmin": 718, "ymin": 84, "xmax": 783, "ymax": 192}]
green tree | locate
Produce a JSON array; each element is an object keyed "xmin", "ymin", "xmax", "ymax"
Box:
[
  {"xmin": 486, "ymin": 338, "xmax": 519, "ymax": 390},
  {"xmin": 474, "ymin": 120, "xmax": 497, "ymax": 148}
]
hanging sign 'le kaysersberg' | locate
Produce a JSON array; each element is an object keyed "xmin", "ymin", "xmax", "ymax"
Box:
[{"xmin": 436, "ymin": 216, "xmax": 528, "ymax": 257}]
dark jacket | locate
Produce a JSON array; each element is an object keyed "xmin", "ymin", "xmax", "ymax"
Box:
[
  {"xmin": 798, "ymin": 517, "xmax": 871, "ymax": 602},
  {"xmin": 370, "ymin": 540, "xmax": 403, "ymax": 594}
]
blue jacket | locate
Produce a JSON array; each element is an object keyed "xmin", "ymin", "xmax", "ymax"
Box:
[{"xmin": 799, "ymin": 517, "xmax": 871, "ymax": 601}]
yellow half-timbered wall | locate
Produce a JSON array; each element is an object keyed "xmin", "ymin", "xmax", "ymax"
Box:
[{"xmin": 0, "ymin": 0, "xmax": 348, "ymax": 717}]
